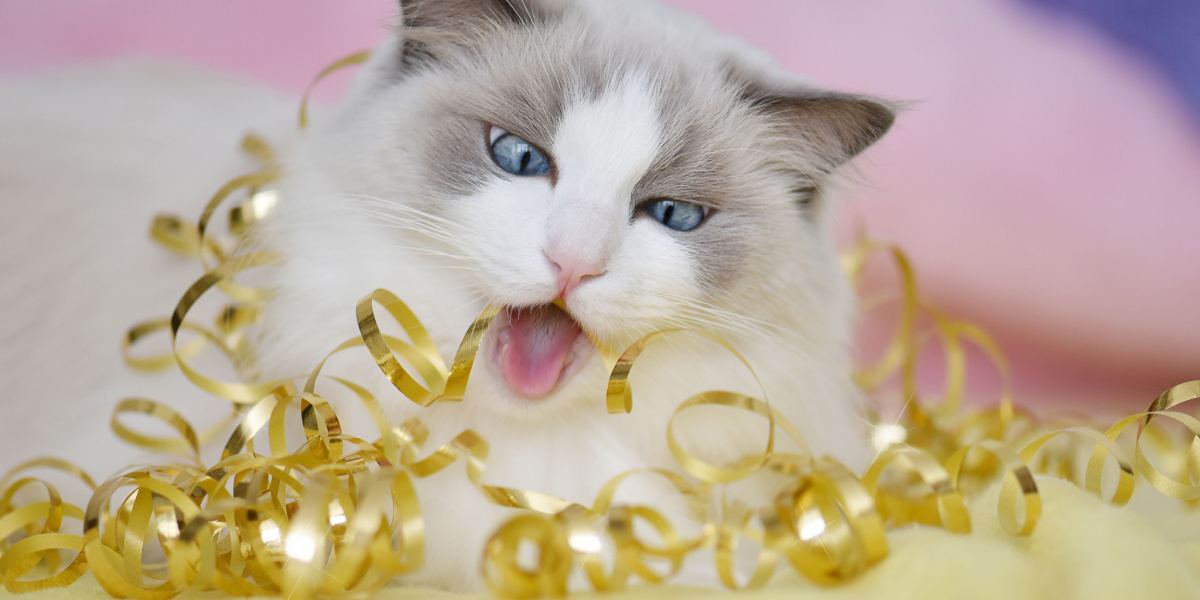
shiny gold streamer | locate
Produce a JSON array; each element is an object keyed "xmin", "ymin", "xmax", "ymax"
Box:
[
  {"xmin": 297, "ymin": 51, "xmax": 371, "ymax": 130},
  {"xmin": 2, "ymin": 49, "xmax": 1198, "ymax": 600}
]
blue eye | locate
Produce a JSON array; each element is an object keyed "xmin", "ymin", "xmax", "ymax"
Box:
[
  {"xmin": 641, "ymin": 199, "xmax": 708, "ymax": 232},
  {"xmin": 489, "ymin": 129, "xmax": 552, "ymax": 177}
]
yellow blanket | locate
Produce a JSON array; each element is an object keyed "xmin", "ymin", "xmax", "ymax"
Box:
[{"xmin": 9, "ymin": 478, "xmax": 1197, "ymax": 600}]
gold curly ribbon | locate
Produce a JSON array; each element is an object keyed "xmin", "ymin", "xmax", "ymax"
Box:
[
  {"xmin": 1, "ymin": 49, "xmax": 1198, "ymax": 600},
  {"xmin": 297, "ymin": 51, "xmax": 371, "ymax": 130},
  {"xmin": 354, "ymin": 289, "xmax": 498, "ymax": 407}
]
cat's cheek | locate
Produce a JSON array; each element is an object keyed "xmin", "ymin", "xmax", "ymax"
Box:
[
  {"xmin": 449, "ymin": 180, "xmax": 559, "ymax": 303},
  {"xmin": 571, "ymin": 226, "xmax": 702, "ymax": 340},
  {"xmin": 629, "ymin": 226, "xmax": 703, "ymax": 300}
]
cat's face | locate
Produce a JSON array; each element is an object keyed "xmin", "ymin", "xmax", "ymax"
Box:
[{"xmin": 269, "ymin": 0, "xmax": 892, "ymax": 419}]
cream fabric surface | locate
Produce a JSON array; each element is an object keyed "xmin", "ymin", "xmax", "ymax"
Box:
[{"xmin": 5, "ymin": 478, "xmax": 1199, "ymax": 600}]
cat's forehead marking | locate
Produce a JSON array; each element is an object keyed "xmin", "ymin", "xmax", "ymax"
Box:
[{"xmin": 552, "ymin": 73, "xmax": 663, "ymax": 202}]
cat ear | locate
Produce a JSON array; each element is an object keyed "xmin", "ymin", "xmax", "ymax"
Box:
[
  {"xmin": 738, "ymin": 73, "xmax": 895, "ymax": 172},
  {"xmin": 756, "ymin": 92, "xmax": 894, "ymax": 168},
  {"xmin": 398, "ymin": 0, "xmax": 546, "ymax": 29}
]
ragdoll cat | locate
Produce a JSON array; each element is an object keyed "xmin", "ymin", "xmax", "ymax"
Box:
[{"xmin": 0, "ymin": 0, "xmax": 892, "ymax": 590}]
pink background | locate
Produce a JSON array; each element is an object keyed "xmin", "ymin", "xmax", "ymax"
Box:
[{"xmin": 3, "ymin": 0, "xmax": 1197, "ymax": 413}]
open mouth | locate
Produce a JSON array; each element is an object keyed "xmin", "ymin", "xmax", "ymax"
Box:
[{"xmin": 488, "ymin": 303, "xmax": 595, "ymax": 400}]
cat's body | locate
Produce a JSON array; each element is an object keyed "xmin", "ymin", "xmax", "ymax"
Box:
[{"xmin": 1, "ymin": 0, "xmax": 891, "ymax": 590}]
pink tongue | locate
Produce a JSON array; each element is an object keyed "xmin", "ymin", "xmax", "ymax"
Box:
[{"xmin": 498, "ymin": 305, "xmax": 583, "ymax": 399}]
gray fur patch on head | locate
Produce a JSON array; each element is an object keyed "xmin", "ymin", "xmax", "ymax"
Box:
[{"xmin": 398, "ymin": 0, "xmax": 548, "ymax": 30}]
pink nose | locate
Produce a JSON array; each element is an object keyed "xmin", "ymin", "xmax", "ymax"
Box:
[{"xmin": 545, "ymin": 250, "xmax": 606, "ymax": 299}]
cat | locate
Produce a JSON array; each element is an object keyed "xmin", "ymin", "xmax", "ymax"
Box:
[{"xmin": 0, "ymin": 0, "xmax": 892, "ymax": 591}]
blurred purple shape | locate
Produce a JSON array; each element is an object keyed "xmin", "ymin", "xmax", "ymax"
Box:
[{"xmin": 1023, "ymin": 0, "xmax": 1200, "ymax": 124}]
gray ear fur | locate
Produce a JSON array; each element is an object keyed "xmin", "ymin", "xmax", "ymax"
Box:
[
  {"xmin": 728, "ymin": 56, "xmax": 895, "ymax": 172},
  {"xmin": 751, "ymin": 91, "xmax": 895, "ymax": 169}
]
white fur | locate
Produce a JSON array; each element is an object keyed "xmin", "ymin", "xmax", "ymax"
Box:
[{"xmin": 541, "ymin": 74, "xmax": 667, "ymax": 295}]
